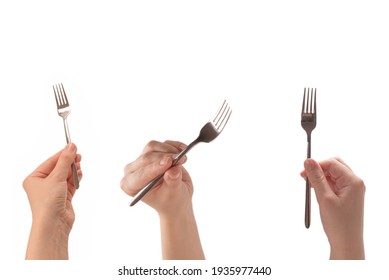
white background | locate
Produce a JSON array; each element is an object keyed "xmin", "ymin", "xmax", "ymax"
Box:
[{"xmin": 1, "ymin": 0, "xmax": 388, "ymax": 279}]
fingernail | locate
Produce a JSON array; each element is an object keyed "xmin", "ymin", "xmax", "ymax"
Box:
[
  {"xmin": 304, "ymin": 159, "xmax": 315, "ymax": 171},
  {"xmin": 67, "ymin": 143, "xmax": 75, "ymax": 152},
  {"xmin": 168, "ymin": 169, "xmax": 180, "ymax": 180},
  {"xmin": 179, "ymin": 144, "xmax": 187, "ymax": 151}
]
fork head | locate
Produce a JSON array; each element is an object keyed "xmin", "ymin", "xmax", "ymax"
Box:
[
  {"xmin": 198, "ymin": 100, "xmax": 232, "ymax": 143},
  {"xmin": 53, "ymin": 83, "xmax": 71, "ymax": 118},
  {"xmin": 301, "ymin": 88, "xmax": 317, "ymax": 133}
]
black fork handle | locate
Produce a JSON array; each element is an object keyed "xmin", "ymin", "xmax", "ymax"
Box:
[
  {"xmin": 305, "ymin": 178, "xmax": 311, "ymax": 228},
  {"xmin": 305, "ymin": 139, "xmax": 311, "ymax": 228}
]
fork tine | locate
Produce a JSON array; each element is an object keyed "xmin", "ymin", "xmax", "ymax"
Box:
[
  {"xmin": 213, "ymin": 100, "xmax": 231, "ymax": 132},
  {"xmin": 58, "ymin": 84, "xmax": 65, "ymax": 105},
  {"xmin": 213, "ymin": 100, "xmax": 226, "ymax": 124},
  {"xmin": 216, "ymin": 106, "xmax": 232, "ymax": 132},
  {"xmin": 213, "ymin": 100, "xmax": 228, "ymax": 127},
  {"xmin": 53, "ymin": 85, "xmax": 60, "ymax": 107},
  {"xmin": 60, "ymin": 83, "xmax": 69, "ymax": 105},
  {"xmin": 302, "ymin": 88, "xmax": 306, "ymax": 115},
  {"xmin": 307, "ymin": 88, "xmax": 311, "ymax": 113},
  {"xmin": 314, "ymin": 88, "xmax": 317, "ymax": 114},
  {"xmin": 56, "ymin": 84, "xmax": 65, "ymax": 106},
  {"xmin": 309, "ymin": 88, "xmax": 313, "ymax": 113}
]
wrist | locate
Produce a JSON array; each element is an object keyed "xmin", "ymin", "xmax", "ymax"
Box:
[
  {"xmin": 330, "ymin": 240, "xmax": 365, "ymax": 260},
  {"xmin": 26, "ymin": 218, "xmax": 71, "ymax": 260},
  {"xmin": 158, "ymin": 203, "xmax": 195, "ymax": 223},
  {"xmin": 158, "ymin": 205, "xmax": 205, "ymax": 260}
]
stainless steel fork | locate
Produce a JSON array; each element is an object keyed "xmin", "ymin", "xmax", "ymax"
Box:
[
  {"xmin": 130, "ymin": 100, "xmax": 232, "ymax": 207},
  {"xmin": 53, "ymin": 83, "xmax": 80, "ymax": 189},
  {"xmin": 301, "ymin": 88, "xmax": 317, "ymax": 228}
]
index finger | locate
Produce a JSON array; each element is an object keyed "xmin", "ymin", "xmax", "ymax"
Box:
[
  {"xmin": 125, "ymin": 140, "xmax": 186, "ymax": 175},
  {"xmin": 29, "ymin": 149, "xmax": 63, "ymax": 178},
  {"xmin": 121, "ymin": 156, "xmax": 173, "ymax": 197},
  {"xmin": 142, "ymin": 140, "xmax": 185, "ymax": 154}
]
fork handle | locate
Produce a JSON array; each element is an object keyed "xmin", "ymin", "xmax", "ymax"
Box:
[
  {"xmin": 305, "ymin": 140, "xmax": 311, "ymax": 228},
  {"xmin": 63, "ymin": 119, "xmax": 71, "ymax": 143},
  {"xmin": 305, "ymin": 178, "xmax": 311, "ymax": 228},
  {"xmin": 72, "ymin": 162, "xmax": 80, "ymax": 189},
  {"xmin": 307, "ymin": 139, "xmax": 311, "ymax": 158},
  {"xmin": 63, "ymin": 119, "xmax": 79, "ymax": 189}
]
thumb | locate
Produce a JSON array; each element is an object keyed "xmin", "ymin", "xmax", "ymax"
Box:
[
  {"xmin": 304, "ymin": 158, "xmax": 334, "ymax": 202},
  {"xmin": 51, "ymin": 143, "xmax": 77, "ymax": 181},
  {"xmin": 164, "ymin": 166, "xmax": 182, "ymax": 189}
]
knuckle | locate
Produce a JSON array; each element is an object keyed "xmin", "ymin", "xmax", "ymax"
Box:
[
  {"xmin": 311, "ymin": 171, "xmax": 326, "ymax": 185},
  {"xmin": 331, "ymin": 156, "xmax": 342, "ymax": 162},
  {"xmin": 329, "ymin": 157, "xmax": 338, "ymax": 165},
  {"xmin": 120, "ymin": 177, "xmax": 135, "ymax": 196},
  {"xmin": 143, "ymin": 140, "xmax": 158, "ymax": 153},
  {"xmin": 123, "ymin": 162, "xmax": 133, "ymax": 174},
  {"xmin": 120, "ymin": 178, "xmax": 127, "ymax": 191},
  {"xmin": 22, "ymin": 177, "xmax": 29, "ymax": 191},
  {"xmin": 354, "ymin": 177, "xmax": 366, "ymax": 193},
  {"xmin": 139, "ymin": 152, "xmax": 152, "ymax": 164}
]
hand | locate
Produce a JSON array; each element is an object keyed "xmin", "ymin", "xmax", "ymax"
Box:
[
  {"xmin": 301, "ymin": 157, "xmax": 365, "ymax": 260},
  {"xmin": 121, "ymin": 140, "xmax": 192, "ymax": 218},
  {"xmin": 23, "ymin": 143, "xmax": 82, "ymax": 259},
  {"xmin": 121, "ymin": 140, "xmax": 205, "ymax": 260}
]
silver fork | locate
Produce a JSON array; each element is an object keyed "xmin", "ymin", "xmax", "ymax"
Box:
[
  {"xmin": 301, "ymin": 88, "xmax": 317, "ymax": 228},
  {"xmin": 53, "ymin": 83, "xmax": 80, "ymax": 189},
  {"xmin": 130, "ymin": 100, "xmax": 232, "ymax": 207}
]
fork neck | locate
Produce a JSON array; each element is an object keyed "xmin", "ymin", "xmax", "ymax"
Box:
[
  {"xmin": 62, "ymin": 119, "xmax": 71, "ymax": 143},
  {"xmin": 306, "ymin": 133, "xmax": 312, "ymax": 143}
]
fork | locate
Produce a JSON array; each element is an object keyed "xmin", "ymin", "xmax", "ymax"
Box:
[
  {"xmin": 130, "ymin": 100, "xmax": 232, "ymax": 207},
  {"xmin": 53, "ymin": 83, "xmax": 80, "ymax": 189},
  {"xmin": 301, "ymin": 88, "xmax": 317, "ymax": 228}
]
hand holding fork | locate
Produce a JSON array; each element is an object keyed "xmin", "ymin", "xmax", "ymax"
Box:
[
  {"xmin": 130, "ymin": 100, "xmax": 232, "ymax": 207},
  {"xmin": 53, "ymin": 84, "xmax": 80, "ymax": 189}
]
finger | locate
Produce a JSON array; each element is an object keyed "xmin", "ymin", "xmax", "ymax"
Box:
[
  {"xmin": 301, "ymin": 157, "xmax": 352, "ymax": 179},
  {"xmin": 78, "ymin": 168, "xmax": 83, "ymax": 180},
  {"xmin": 178, "ymin": 165, "xmax": 192, "ymax": 186},
  {"xmin": 30, "ymin": 150, "xmax": 63, "ymax": 177},
  {"xmin": 164, "ymin": 165, "xmax": 183, "ymax": 190},
  {"xmin": 162, "ymin": 140, "xmax": 188, "ymax": 164},
  {"xmin": 329, "ymin": 157, "xmax": 353, "ymax": 171},
  {"xmin": 124, "ymin": 141, "xmax": 185, "ymax": 174},
  {"xmin": 124, "ymin": 152, "xmax": 179, "ymax": 175},
  {"xmin": 121, "ymin": 155, "xmax": 173, "ymax": 196},
  {"xmin": 171, "ymin": 166, "xmax": 192, "ymax": 185},
  {"xmin": 125, "ymin": 151, "xmax": 188, "ymax": 176},
  {"xmin": 318, "ymin": 158, "xmax": 355, "ymax": 186},
  {"xmin": 50, "ymin": 143, "xmax": 77, "ymax": 181},
  {"xmin": 164, "ymin": 140, "xmax": 187, "ymax": 151},
  {"xmin": 75, "ymin": 161, "xmax": 83, "ymax": 181},
  {"xmin": 75, "ymin": 154, "xmax": 82, "ymax": 163},
  {"xmin": 304, "ymin": 158, "xmax": 335, "ymax": 202},
  {"xmin": 142, "ymin": 140, "xmax": 183, "ymax": 154},
  {"xmin": 174, "ymin": 154, "xmax": 188, "ymax": 165}
]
